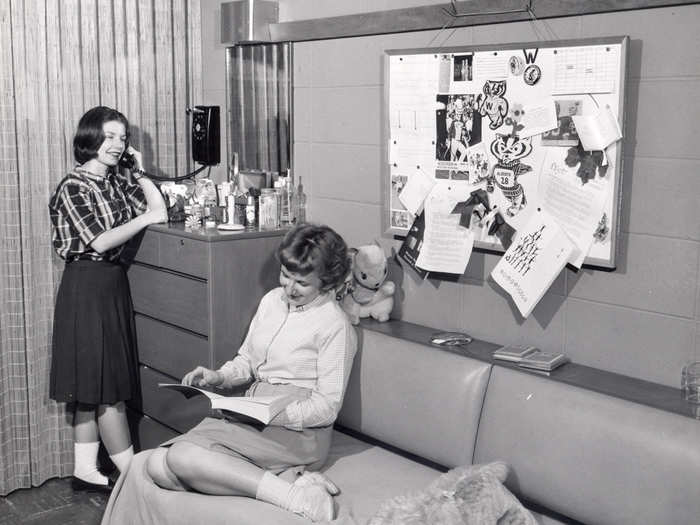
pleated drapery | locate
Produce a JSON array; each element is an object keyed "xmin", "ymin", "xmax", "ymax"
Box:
[
  {"xmin": 227, "ymin": 42, "xmax": 291, "ymax": 176},
  {"xmin": 0, "ymin": 0, "xmax": 201, "ymax": 496}
]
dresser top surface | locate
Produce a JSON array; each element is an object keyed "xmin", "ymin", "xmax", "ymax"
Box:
[{"xmin": 148, "ymin": 223, "xmax": 288, "ymax": 242}]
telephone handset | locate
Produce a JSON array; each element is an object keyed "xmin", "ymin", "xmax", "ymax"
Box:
[{"xmin": 119, "ymin": 151, "xmax": 136, "ymax": 170}]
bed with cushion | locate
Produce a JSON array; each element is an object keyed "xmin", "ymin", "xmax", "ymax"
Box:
[{"xmin": 101, "ymin": 319, "xmax": 700, "ymax": 524}]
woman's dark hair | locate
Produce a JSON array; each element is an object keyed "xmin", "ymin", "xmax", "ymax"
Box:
[
  {"xmin": 277, "ymin": 224, "xmax": 350, "ymax": 292},
  {"xmin": 73, "ymin": 106, "xmax": 130, "ymax": 164}
]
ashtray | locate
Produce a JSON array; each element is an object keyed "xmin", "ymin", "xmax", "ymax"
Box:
[{"xmin": 430, "ymin": 331, "xmax": 473, "ymax": 346}]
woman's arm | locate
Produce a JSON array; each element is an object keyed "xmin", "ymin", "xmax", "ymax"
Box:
[
  {"xmin": 272, "ymin": 320, "xmax": 357, "ymax": 430},
  {"xmin": 129, "ymin": 147, "xmax": 167, "ymax": 215},
  {"xmin": 91, "ymin": 148, "xmax": 167, "ymax": 254},
  {"xmin": 90, "ymin": 210, "xmax": 166, "ymax": 253}
]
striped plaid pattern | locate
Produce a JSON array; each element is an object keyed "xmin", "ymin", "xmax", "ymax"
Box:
[{"xmin": 48, "ymin": 166, "xmax": 148, "ymax": 262}]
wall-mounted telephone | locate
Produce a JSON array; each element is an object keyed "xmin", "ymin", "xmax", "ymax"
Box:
[
  {"xmin": 191, "ymin": 105, "xmax": 220, "ymax": 165},
  {"xmin": 116, "ymin": 105, "xmax": 219, "ymax": 183}
]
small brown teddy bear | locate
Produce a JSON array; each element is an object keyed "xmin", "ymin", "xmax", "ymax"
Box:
[{"xmin": 340, "ymin": 243, "xmax": 395, "ymax": 326}]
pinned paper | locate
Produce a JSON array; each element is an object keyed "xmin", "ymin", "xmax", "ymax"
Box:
[
  {"xmin": 389, "ymin": 139, "xmax": 399, "ymax": 164},
  {"xmin": 491, "ymin": 209, "xmax": 576, "ymax": 318},
  {"xmin": 571, "ymin": 104, "xmax": 622, "ymax": 151},
  {"xmin": 399, "ymin": 169, "xmax": 436, "ymax": 216},
  {"xmin": 538, "ymin": 149, "xmax": 610, "ymax": 268},
  {"xmin": 416, "ymin": 184, "xmax": 474, "ymax": 275},
  {"xmin": 518, "ymin": 98, "xmax": 558, "ymax": 139}
]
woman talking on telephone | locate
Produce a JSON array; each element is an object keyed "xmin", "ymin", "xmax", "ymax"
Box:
[{"xmin": 48, "ymin": 106, "xmax": 167, "ymax": 491}]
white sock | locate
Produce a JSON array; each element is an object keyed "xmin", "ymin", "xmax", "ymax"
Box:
[
  {"xmin": 256, "ymin": 471, "xmax": 293, "ymax": 508},
  {"xmin": 74, "ymin": 441, "xmax": 108, "ymax": 485},
  {"xmin": 109, "ymin": 445, "xmax": 134, "ymax": 473},
  {"xmin": 257, "ymin": 471, "xmax": 334, "ymax": 521}
]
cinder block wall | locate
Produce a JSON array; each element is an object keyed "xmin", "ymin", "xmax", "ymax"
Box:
[{"xmin": 205, "ymin": 1, "xmax": 700, "ymax": 387}]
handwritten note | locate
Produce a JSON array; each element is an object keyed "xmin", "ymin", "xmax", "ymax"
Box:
[
  {"xmin": 416, "ymin": 184, "xmax": 474, "ymax": 274},
  {"xmin": 518, "ymin": 98, "xmax": 558, "ymax": 139},
  {"xmin": 474, "ymin": 53, "xmax": 508, "ymax": 79},
  {"xmin": 390, "ymin": 54, "xmax": 440, "ymax": 130},
  {"xmin": 538, "ymin": 150, "xmax": 610, "ymax": 268},
  {"xmin": 399, "ymin": 169, "xmax": 436, "ymax": 216}
]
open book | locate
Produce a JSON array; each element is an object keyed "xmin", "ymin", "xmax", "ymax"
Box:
[{"xmin": 158, "ymin": 383, "xmax": 295, "ymax": 425}]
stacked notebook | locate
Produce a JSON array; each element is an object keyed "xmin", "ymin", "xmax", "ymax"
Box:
[
  {"xmin": 493, "ymin": 345, "xmax": 569, "ymax": 374},
  {"xmin": 492, "ymin": 345, "xmax": 539, "ymax": 363}
]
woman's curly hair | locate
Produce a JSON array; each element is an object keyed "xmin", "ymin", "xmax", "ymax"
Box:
[{"xmin": 277, "ymin": 224, "xmax": 350, "ymax": 292}]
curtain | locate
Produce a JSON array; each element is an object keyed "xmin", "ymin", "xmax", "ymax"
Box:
[
  {"xmin": 0, "ymin": 0, "xmax": 201, "ymax": 496},
  {"xmin": 227, "ymin": 42, "xmax": 291, "ymax": 176}
]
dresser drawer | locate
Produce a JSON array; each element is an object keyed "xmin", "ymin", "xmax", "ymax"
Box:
[
  {"xmin": 139, "ymin": 365, "xmax": 211, "ymax": 434},
  {"xmin": 135, "ymin": 314, "xmax": 209, "ymax": 378},
  {"xmin": 127, "ymin": 408, "xmax": 179, "ymax": 450},
  {"xmin": 159, "ymin": 234, "xmax": 209, "ymax": 278},
  {"xmin": 132, "ymin": 229, "xmax": 209, "ymax": 279},
  {"xmin": 129, "ymin": 264, "xmax": 209, "ymax": 335},
  {"xmin": 131, "ymin": 229, "xmax": 160, "ymax": 266}
]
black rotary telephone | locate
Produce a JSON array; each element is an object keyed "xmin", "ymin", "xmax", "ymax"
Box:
[{"xmin": 119, "ymin": 151, "xmax": 136, "ymax": 170}]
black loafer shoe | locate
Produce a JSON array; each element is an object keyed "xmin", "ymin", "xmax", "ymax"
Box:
[{"xmin": 71, "ymin": 476, "xmax": 114, "ymax": 493}]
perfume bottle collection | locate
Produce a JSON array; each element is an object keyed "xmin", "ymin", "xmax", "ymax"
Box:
[{"xmin": 180, "ymin": 171, "xmax": 306, "ymax": 232}]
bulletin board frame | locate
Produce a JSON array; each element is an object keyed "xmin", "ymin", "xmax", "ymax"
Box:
[{"xmin": 383, "ymin": 36, "xmax": 629, "ymax": 270}]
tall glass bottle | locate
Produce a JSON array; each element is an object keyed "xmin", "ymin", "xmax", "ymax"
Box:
[
  {"xmin": 279, "ymin": 176, "xmax": 291, "ymax": 226},
  {"xmin": 295, "ymin": 176, "xmax": 307, "ymax": 224},
  {"xmin": 286, "ymin": 172, "xmax": 297, "ymax": 225}
]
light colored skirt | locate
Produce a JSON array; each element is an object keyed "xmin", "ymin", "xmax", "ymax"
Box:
[{"xmin": 161, "ymin": 382, "xmax": 333, "ymax": 474}]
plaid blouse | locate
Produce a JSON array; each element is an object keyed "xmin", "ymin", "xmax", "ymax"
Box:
[{"xmin": 49, "ymin": 166, "xmax": 148, "ymax": 262}]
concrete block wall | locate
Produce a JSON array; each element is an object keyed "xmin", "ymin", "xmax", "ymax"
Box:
[{"xmin": 203, "ymin": 2, "xmax": 700, "ymax": 387}]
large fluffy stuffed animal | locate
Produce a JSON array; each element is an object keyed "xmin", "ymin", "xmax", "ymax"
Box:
[
  {"xmin": 368, "ymin": 462, "xmax": 537, "ymax": 525},
  {"xmin": 341, "ymin": 243, "xmax": 395, "ymax": 325}
]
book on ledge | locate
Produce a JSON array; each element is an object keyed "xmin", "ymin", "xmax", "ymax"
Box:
[
  {"xmin": 517, "ymin": 352, "xmax": 569, "ymax": 372},
  {"xmin": 492, "ymin": 345, "xmax": 540, "ymax": 363},
  {"xmin": 158, "ymin": 383, "xmax": 295, "ymax": 425}
]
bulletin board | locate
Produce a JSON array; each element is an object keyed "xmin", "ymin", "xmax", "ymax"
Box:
[{"xmin": 385, "ymin": 36, "xmax": 628, "ymax": 270}]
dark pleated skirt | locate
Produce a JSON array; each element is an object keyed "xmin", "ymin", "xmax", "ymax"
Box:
[{"xmin": 50, "ymin": 260, "xmax": 139, "ymax": 405}]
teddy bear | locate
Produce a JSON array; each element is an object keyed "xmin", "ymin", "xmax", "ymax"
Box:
[
  {"xmin": 368, "ymin": 461, "xmax": 537, "ymax": 525},
  {"xmin": 341, "ymin": 243, "xmax": 395, "ymax": 326}
]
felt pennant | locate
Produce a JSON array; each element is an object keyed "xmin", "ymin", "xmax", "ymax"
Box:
[
  {"xmin": 451, "ymin": 189, "xmax": 490, "ymax": 228},
  {"xmin": 486, "ymin": 207, "xmax": 516, "ymax": 249}
]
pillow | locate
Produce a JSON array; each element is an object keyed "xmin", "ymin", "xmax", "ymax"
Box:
[{"xmin": 367, "ymin": 462, "xmax": 537, "ymax": 525}]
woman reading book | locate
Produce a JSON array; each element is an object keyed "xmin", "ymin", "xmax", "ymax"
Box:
[{"xmin": 144, "ymin": 224, "xmax": 357, "ymax": 522}]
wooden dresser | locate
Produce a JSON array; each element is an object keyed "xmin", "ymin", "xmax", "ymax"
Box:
[{"xmin": 123, "ymin": 223, "xmax": 284, "ymax": 449}]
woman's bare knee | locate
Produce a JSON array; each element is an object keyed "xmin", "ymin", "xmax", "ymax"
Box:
[
  {"xmin": 166, "ymin": 441, "xmax": 205, "ymax": 480},
  {"xmin": 147, "ymin": 447, "xmax": 187, "ymax": 491}
]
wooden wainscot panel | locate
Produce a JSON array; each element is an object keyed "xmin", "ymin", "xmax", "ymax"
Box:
[{"xmin": 129, "ymin": 264, "xmax": 209, "ymax": 335}]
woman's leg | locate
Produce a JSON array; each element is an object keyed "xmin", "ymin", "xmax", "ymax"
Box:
[
  {"xmin": 164, "ymin": 441, "xmax": 334, "ymax": 521},
  {"xmin": 146, "ymin": 448, "xmax": 189, "ymax": 491},
  {"xmin": 73, "ymin": 403, "xmax": 109, "ymax": 485},
  {"xmin": 98, "ymin": 401, "xmax": 133, "ymax": 473},
  {"xmin": 165, "ymin": 441, "xmax": 261, "ymax": 496}
]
